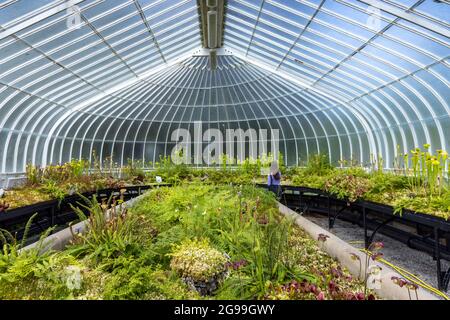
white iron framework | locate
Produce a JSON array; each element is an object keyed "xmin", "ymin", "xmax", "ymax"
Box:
[{"xmin": 0, "ymin": 0, "xmax": 448, "ymax": 173}]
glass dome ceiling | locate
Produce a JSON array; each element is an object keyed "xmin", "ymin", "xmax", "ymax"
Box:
[{"xmin": 0, "ymin": 0, "xmax": 448, "ymax": 174}]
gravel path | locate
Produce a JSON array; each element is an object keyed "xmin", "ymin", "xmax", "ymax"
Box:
[{"xmin": 302, "ymin": 211, "xmax": 450, "ymax": 296}]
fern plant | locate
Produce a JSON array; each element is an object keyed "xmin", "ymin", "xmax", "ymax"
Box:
[
  {"xmin": 66, "ymin": 194, "xmax": 150, "ymax": 270},
  {"xmin": 0, "ymin": 213, "xmax": 62, "ymax": 297}
]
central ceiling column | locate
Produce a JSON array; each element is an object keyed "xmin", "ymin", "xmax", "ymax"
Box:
[{"xmin": 198, "ymin": 0, "xmax": 225, "ymax": 69}]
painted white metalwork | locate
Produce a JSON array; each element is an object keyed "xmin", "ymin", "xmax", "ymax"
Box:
[{"xmin": 0, "ymin": 0, "xmax": 448, "ymax": 172}]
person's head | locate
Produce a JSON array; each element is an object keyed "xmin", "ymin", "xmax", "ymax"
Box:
[{"xmin": 270, "ymin": 161, "xmax": 279, "ymax": 175}]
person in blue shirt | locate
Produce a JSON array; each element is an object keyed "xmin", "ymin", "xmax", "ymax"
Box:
[{"xmin": 267, "ymin": 161, "xmax": 282, "ymax": 198}]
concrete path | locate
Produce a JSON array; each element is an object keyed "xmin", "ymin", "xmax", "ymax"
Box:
[{"xmin": 303, "ymin": 211, "xmax": 450, "ymax": 296}]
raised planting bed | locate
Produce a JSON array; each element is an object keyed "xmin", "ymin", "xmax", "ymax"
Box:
[
  {"xmin": 0, "ymin": 184, "xmax": 374, "ymax": 300},
  {"xmin": 261, "ymin": 184, "xmax": 450, "ymax": 291},
  {"xmin": 0, "ymin": 184, "xmax": 169, "ymax": 245}
]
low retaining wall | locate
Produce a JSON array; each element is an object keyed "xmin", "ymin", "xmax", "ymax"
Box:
[{"xmin": 278, "ymin": 202, "xmax": 440, "ymax": 300}]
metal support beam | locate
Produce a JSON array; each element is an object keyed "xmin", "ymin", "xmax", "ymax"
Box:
[
  {"xmin": 198, "ymin": 0, "xmax": 225, "ymax": 49},
  {"xmin": 0, "ymin": 0, "xmax": 88, "ymax": 41},
  {"xmin": 276, "ymin": 0, "xmax": 325, "ymax": 70},
  {"xmin": 198, "ymin": 0, "xmax": 225, "ymax": 69},
  {"xmin": 209, "ymin": 49, "xmax": 217, "ymax": 70},
  {"xmin": 357, "ymin": 0, "xmax": 450, "ymax": 38},
  {"xmin": 0, "ymin": 0, "xmax": 19, "ymax": 10},
  {"xmin": 133, "ymin": 0, "xmax": 167, "ymax": 63}
]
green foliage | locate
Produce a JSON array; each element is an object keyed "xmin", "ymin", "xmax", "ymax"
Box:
[
  {"xmin": 41, "ymin": 180, "xmax": 66, "ymax": 203},
  {"xmin": 0, "ymin": 215, "xmax": 80, "ymax": 299},
  {"xmin": 215, "ymin": 274, "xmax": 256, "ymax": 300},
  {"xmin": 4, "ymin": 183, "xmax": 368, "ymax": 300},
  {"xmin": 406, "ymin": 146, "xmax": 449, "ymax": 196},
  {"xmin": 324, "ymin": 172, "xmax": 372, "ymax": 202},
  {"xmin": 233, "ymin": 214, "xmax": 316, "ymax": 298},
  {"xmin": 66, "ymin": 195, "xmax": 155, "ymax": 270},
  {"xmin": 26, "ymin": 164, "xmax": 43, "ymax": 186},
  {"xmin": 131, "ymin": 184, "xmax": 316, "ymax": 299},
  {"xmin": 290, "ymin": 168, "xmax": 329, "ymax": 189},
  {"xmin": 148, "ymin": 155, "xmax": 192, "ymax": 185},
  {"xmin": 277, "ymin": 151, "xmax": 286, "ymax": 173},
  {"xmin": 287, "ymin": 151, "xmax": 448, "ymax": 219},
  {"xmin": 263, "ymin": 227, "xmax": 368, "ymax": 300},
  {"xmin": 122, "ymin": 159, "xmax": 146, "ymax": 183},
  {"xmin": 17, "ymin": 145, "xmax": 449, "ymax": 219},
  {"xmin": 304, "ymin": 154, "xmax": 334, "ymax": 176},
  {"xmin": 103, "ymin": 263, "xmax": 198, "ymax": 300},
  {"xmin": 0, "ymin": 249, "xmax": 81, "ymax": 299},
  {"xmin": 393, "ymin": 190, "xmax": 450, "ymax": 220},
  {"xmin": 148, "ymin": 153, "xmax": 281, "ymax": 186},
  {"xmin": 9, "ymin": 148, "xmax": 450, "ymax": 299},
  {"xmin": 27, "ymin": 159, "xmax": 88, "ymax": 185},
  {"xmin": 18, "ymin": 158, "xmax": 127, "ymax": 209},
  {"xmin": 367, "ymin": 173, "xmax": 409, "ymax": 200},
  {"xmin": 68, "ymin": 159, "xmax": 88, "ymax": 179}
]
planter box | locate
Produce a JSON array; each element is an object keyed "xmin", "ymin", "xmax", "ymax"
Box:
[{"xmin": 0, "ymin": 184, "xmax": 168, "ymax": 244}]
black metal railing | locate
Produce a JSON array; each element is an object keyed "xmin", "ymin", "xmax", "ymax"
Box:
[{"xmin": 260, "ymin": 183, "xmax": 450, "ymax": 291}]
